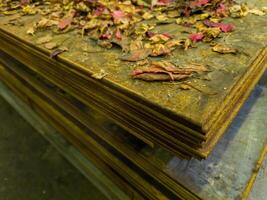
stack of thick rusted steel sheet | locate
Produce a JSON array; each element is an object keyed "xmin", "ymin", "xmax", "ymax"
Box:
[{"xmin": 0, "ymin": 0, "xmax": 267, "ymax": 199}]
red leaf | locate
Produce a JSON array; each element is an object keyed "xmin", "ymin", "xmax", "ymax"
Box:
[
  {"xmin": 58, "ymin": 17, "xmax": 72, "ymax": 30},
  {"xmin": 100, "ymin": 32, "xmax": 112, "ymax": 40},
  {"xmin": 204, "ymin": 20, "xmax": 235, "ymax": 33},
  {"xmin": 93, "ymin": 4, "xmax": 106, "ymax": 16},
  {"xmin": 189, "ymin": 33, "xmax": 204, "ymax": 42},
  {"xmin": 215, "ymin": 3, "xmax": 228, "ymax": 17},
  {"xmin": 20, "ymin": 0, "xmax": 30, "ymax": 6},
  {"xmin": 120, "ymin": 49, "xmax": 152, "ymax": 62},
  {"xmin": 115, "ymin": 29, "xmax": 122, "ymax": 40},
  {"xmin": 157, "ymin": 0, "xmax": 175, "ymax": 6},
  {"xmin": 112, "ymin": 10, "xmax": 126, "ymax": 22},
  {"xmin": 190, "ymin": 0, "xmax": 209, "ymax": 7}
]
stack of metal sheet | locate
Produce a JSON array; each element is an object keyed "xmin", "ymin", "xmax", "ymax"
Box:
[
  {"xmin": 0, "ymin": 51, "xmax": 267, "ymax": 200},
  {"xmin": 0, "ymin": 0, "xmax": 267, "ymax": 198},
  {"xmin": 0, "ymin": 9, "xmax": 267, "ymax": 159}
]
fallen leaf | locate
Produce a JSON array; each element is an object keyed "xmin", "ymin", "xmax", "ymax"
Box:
[
  {"xmin": 121, "ymin": 48, "xmax": 152, "ymax": 62},
  {"xmin": 204, "ymin": 20, "xmax": 235, "ymax": 33},
  {"xmin": 229, "ymin": 4, "xmax": 249, "ymax": 18},
  {"xmin": 249, "ymin": 8, "xmax": 266, "ymax": 16},
  {"xmin": 202, "ymin": 27, "xmax": 221, "ymax": 42},
  {"xmin": 212, "ymin": 44, "xmax": 238, "ymax": 54},
  {"xmin": 156, "ymin": 14, "xmax": 168, "ymax": 22},
  {"xmin": 150, "ymin": 44, "xmax": 171, "ymax": 56},
  {"xmin": 142, "ymin": 12, "xmax": 154, "ymax": 20},
  {"xmin": 149, "ymin": 33, "xmax": 171, "ymax": 44},
  {"xmin": 190, "ymin": 0, "xmax": 209, "ymax": 8},
  {"xmin": 189, "ymin": 32, "xmax": 204, "ymax": 42},
  {"xmin": 132, "ymin": 73, "xmax": 190, "ymax": 81},
  {"xmin": 165, "ymin": 39, "xmax": 183, "ymax": 50},
  {"xmin": 129, "ymin": 40, "xmax": 144, "ymax": 51},
  {"xmin": 20, "ymin": 0, "xmax": 30, "ymax": 6},
  {"xmin": 36, "ymin": 35, "xmax": 52, "ymax": 44},
  {"xmin": 131, "ymin": 61, "xmax": 209, "ymax": 81},
  {"xmin": 26, "ymin": 27, "xmax": 35, "ymax": 35},
  {"xmin": 58, "ymin": 17, "xmax": 73, "ymax": 30},
  {"xmin": 215, "ymin": 3, "xmax": 228, "ymax": 17},
  {"xmin": 179, "ymin": 84, "xmax": 191, "ymax": 90},
  {"xmin": 91, "ymin": 69, "xmax": 108, "ymax": 80},
  {"xmin": 184, "ymin": 39, "xmax": 192, "ymax": 50},
  {"xmin": 44, "ymin": 42, "xmax": 58, "ymax": 50},
  {"xmin": 98, "ymin": 40, "xmax": 113, "ymax": 49},
  {"xmin": 36, "ymin": 18, "xmax": 58, "ymax": 29},
  {"xmin": 22, "ymin": 5, "xmax": 37, "ymax": 15}
]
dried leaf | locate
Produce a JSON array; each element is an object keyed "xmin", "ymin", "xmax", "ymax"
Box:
[
  {"xmin": 91, "ymin": 69, "xmax": 108, "ymax": 80},
  {"xmin": 215, "ymin": 3, "xmax": 228, "ymax": 17},
  {"xmin": 150, "ymin": 44, "xmax": 171, "ymax": 56},
  {"xmin": 142, "ymin": 12, "xmax": 154, "ymax": 20},
  {"xmin": 121, "ymin": 48, "xmax": 152, "ymax": 62},
  {"xmin": 229, "ymin": 4, "xmax": 249, "ymax": 18},
  {"xmin": 179, "ymin": 84, "xmax": 191, "ymax": 90},
  {"xmin": 98, "ymin": 40, "xmax": 113, "ymax": 49},
  {"xmin": 2, "ymin": 0, "xmax": 262, "ymax": 76},
  {"xmin": 249, "ymin": 9, "xmax": 266, "ymax": 16},
  {"xmin": 204, "ymin": 20, "xmax": 235, "ymax": 33},
  {"xmin": 26, "ymin": 27, "xmax": 35, "ymax": 35},
  {"xmin": 112, "ymin": 10, "xmax": 126, "ymax": 22},
  {"xmin": 132, "ymin": 73, "xmax": 190, "ymax": 81},
  {"xmin": 156, "ymin": 14, "xmax": 168, "ymax": 22},
  {"xmin": 202, "ymin": 27, "xmax": 221, "ymax": 42},
  {"xmin": 165, "ymin": 39, "xmax": 183, "ymax": 50},
  {"xmin": 212, "ymin": 44, "xmax": 238, "ymax": 54},
  {"xmin": 190, "ymin": 0, "xmax": 209, "ymax": 8},
  {"xmin": 36, "ymin": 35, "xmax": 52, "ymax": 44},
  {"xmin": 131, "ymin": 61, "xmax": 209, "ymax": 81},
  {"xmin": 149, "ymin": 34, "xmax": 171, "ymax": 44},
  {"xmin": 129, "ymin": 40, "xmax": 144, "ymax": 51},
  {"xmin": 189, "ymin": 33, "xmax": 204, "ymax": 42},
  {"xmin": 58, "ymin": 17, "xmax": 73, "ymax": 30},
  {"xmin": 36, "ymin": 18, "xmax": 58, "ymax": 29},
  {"xmin": 22, "ymin": 5, "xmax": 37, "ymax": 15},
  {"xmin": 20, "ymin": 0, "xmax": 30, "ymax": 6},
  {"xmin": 184, "ymin": 39, "xmax": 192, "ymax": 50},
  {"xmin": 44, "ymin": 42, "xmax": 58, "ymax": 50},
  {"xmin": 115, "ymin": 29, "xmax": 122, "ymax": 40}
]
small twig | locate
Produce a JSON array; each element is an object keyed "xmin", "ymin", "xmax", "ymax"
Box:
[{"xmin": 182, "ymin": 82, "xmax": 218, "ymax": 95}]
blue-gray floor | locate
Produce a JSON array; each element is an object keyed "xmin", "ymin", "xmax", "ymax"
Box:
[{"xmin": 0, "ymin": 96, "xmax": 106, "ymax": 200}]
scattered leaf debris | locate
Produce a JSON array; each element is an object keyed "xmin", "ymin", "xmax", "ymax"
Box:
[
  {"xmin": 212, "ymin": 44, "xmax": 238, "ymax": 54},
  {"xmin": 91, "ymin": 69, "xmax": 108, "ymax": 80},
  {"xmin": 0, "ymin": 0, "xmax": 265, "ymax": 84}
]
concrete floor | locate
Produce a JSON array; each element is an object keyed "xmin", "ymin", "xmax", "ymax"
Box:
[{"xmin": 0, "ymin": 96, "xmax": 107, "ymax": 200}]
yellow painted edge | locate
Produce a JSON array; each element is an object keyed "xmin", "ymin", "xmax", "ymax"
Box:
[{"xmin": 242, "ymin": 142, "xmax": 267, "ymax": 200}]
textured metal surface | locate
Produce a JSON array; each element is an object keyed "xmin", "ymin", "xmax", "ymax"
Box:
[
  {"xmin": 0, "ymin": 52, "xmax": 266, "ymax": 199},
  {"xmin": 0, "ymin": 61, "xmax": 266, "ymax": 199},
  {"xmin": 0, "ymin": 0, "xmax": 266, "ymax": 130},
  {"xmin": 0, "ymin": 0, "xmax": 267, "ymax": 160}
]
